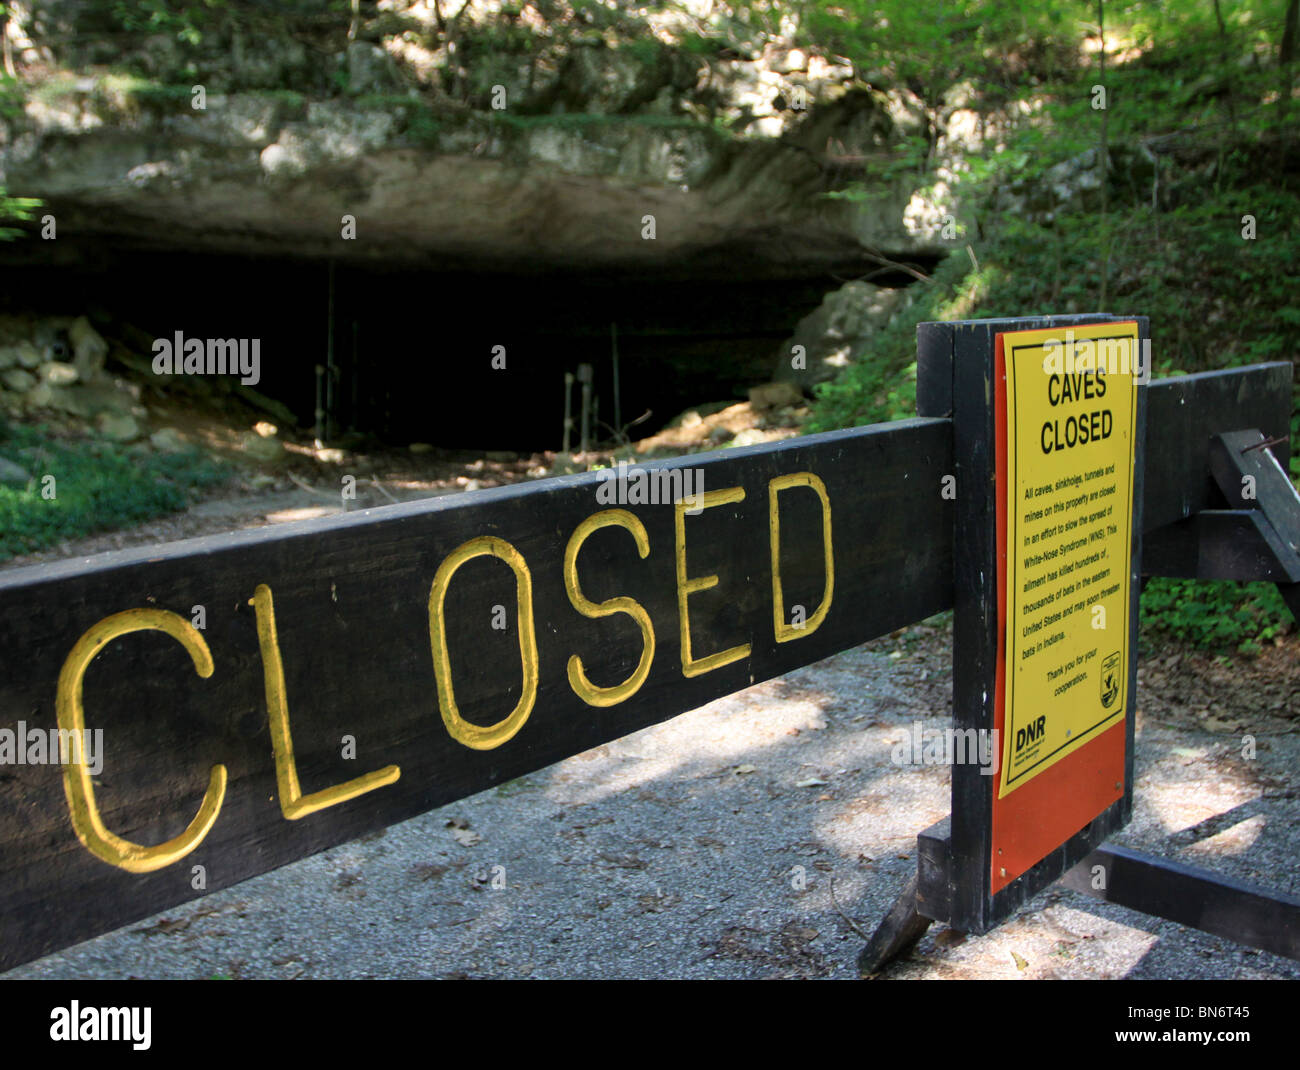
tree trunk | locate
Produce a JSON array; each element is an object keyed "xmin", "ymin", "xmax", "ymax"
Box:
[
  {"xmin": 1, "ymin": 3, "xmax": 15, "ymax": 80},
  {"xmin": 1213, "ymin": 0, "xmax": 1237, "ymax": 129},
  {"xmin": 1282, "ymin": 0, "xmax": 1299, "ymax": 124}
]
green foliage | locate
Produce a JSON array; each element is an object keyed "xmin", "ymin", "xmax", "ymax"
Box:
[
  {"xmin": 248, "ymin": 88, "xmax": 308, "ymax": 116},
  {"xmin": 1140, "ymin": 577, "xmax": 1293, "ymax": 655},
  {"xmin": 807, "ymin": 254, "xmax": 999, "ymax": 430},
  {"xmin": 111, "ymin": 0, "xmax": 227, "ymax": 46},
  {"xmin": 617, "ymin": 37, "xmax": 668, "ymax": 65},
  {"xmin": 679, "ymin": 32, "xmax": 727, "ymax": 56},
  {"xmin": 0, "ymin": 425, "xmax": 229, "ymax": 561},
  {"xmin": 798, "ymin": 0, "xmax": 1300, "ymax": 657},
  {"xmin": 0, "ymin": 184, "xmax": 41, "ymax": 241},
  {"xmin": 0, "ymin": 74, "xmax": 25, "ymax": 120},
  {"xmin": 121, "ymin": 81, "xmax": 196, "ymax": 114},
  {"xmin": 352, "ymin": 95, "xmax": 444, "ymax": 144}
]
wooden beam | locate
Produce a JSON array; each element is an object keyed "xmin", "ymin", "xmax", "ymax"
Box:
[{"xmin": 0, "ymin": 420, "xmax": 952, "ymax": 970}]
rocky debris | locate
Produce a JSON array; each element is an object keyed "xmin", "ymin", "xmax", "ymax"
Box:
[
  {"xmin": 96, "ymin": 412, "xmax": 140, "ymax": 441},
  {"xmin": 748, "ymin": 381, "xmax": 804, "ymax": 411},
  {"xmin": 730, "ymin": 428, "xmax": 767, "ymax": 447},
  {"xmin": 0, "ymin": 343, "xmax": 43, "ymax": 370},
  {"xmin": 68, "ymin": 317, "xmax": 108, "ymax": 382},
  {"xmin": 240, "ymin": 430, "xmax": 286, "ymax": 464},
  {"xmin": 774, "ymin": 280, "xmax": 910, "ymax": 390},
  {"xmin": 0, "ymin": 316, "xmax": 159, "ymax": 439},
  {"xmin": 25, "ymin": 384, "xmax": 53, "ymax": 408},
  {"xmin": 635, "ymin": 399, "xmax": 804, "ymax": 456},
  {"xmin": 1, "ymin": 369, "xmax": 36, "ymax": 393},
  {"xmin": 149, "ymin": 428, "xmax": 193, "ymax": 453},
  {"xmin": 39, "ymin": 361, "xmax": 79, "ymax": 386}
]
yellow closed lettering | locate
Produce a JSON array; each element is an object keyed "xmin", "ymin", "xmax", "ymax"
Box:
[
  {"xmin": 675, "ymin": 487, "xmax": 751, "ymax": 677},
  {"xmin": 564, "ymin": 509, "xmax": 655, "ymax": 707},
  {"xmin": 56, "ymin": 610, "xmax": 226, "ymax": 873},
  {"xmin": 769, "ymin": 472, "xmax": 834, "ymax": 642},
  {"xmin": 250, "ymin": 584, "xmax": 401, "ymax": 820},
  {"xmin": 429, "ymin": 536, "xmax": 539, "ymax": 749}
]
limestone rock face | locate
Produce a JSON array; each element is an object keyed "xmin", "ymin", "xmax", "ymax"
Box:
[{"xmin": 2, "ymin": 87, "xmax": 941, "ymax": 281}]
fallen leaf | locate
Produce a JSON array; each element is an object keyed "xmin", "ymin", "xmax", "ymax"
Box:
[
  {"xmin": 137, "ymin": 917, "xmax": 190, "ymax": 937},
  {"xmin": 450, "ymin": 828, "xmax": 481, "ymax": 847},
  {"xmin": 445, "ymin": 816, "xmax": 469, "ymax": 829},
  {"xmin": 1010, "ymin": 950, "xmax": 1029, "ymax": 972},
  {"xmin": 598, "ymin": 851, "xmax": 647, "ymax": 870},
  {"xmin": 734, "ymin": 764, "xmax": 756, "ymax": 775},
  {"xmin": 795, "ymin": 777, "xmax": 828, "ymax": 787}
]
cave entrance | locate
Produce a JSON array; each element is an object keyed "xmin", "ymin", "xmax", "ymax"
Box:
[{"xmin": 2, "ymin": 246, "xmax": 931, "ymax": 452}]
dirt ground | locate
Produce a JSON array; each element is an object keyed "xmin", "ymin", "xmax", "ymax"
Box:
[{"xmin": 3, "ymin": 434, "xmax": 1299, "ymax": 980}]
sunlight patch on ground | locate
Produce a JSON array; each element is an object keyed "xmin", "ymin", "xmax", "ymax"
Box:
[
  {"xmin": 265, "ymin": 505, "xmax": 339, "ymax": 523},
  {"xmin": 1185, "ymin": 814, "xmax": 1267, "ymax": 860}
]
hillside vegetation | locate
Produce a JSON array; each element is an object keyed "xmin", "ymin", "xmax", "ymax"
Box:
[{"xmin": 784, "ymin": 1, "xmax": 1300, "ymax": 653}]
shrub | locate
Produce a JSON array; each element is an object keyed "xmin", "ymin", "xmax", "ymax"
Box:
[{"xmin": 0, "ymin": 424, "xmax": 229, "ymax": 561}]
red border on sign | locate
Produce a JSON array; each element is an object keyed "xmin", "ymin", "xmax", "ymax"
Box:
[{"xmin": 989, "ymin": 329, "xmax": 1127, "ymax": 895}]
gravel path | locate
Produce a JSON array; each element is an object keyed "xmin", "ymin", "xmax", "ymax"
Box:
[
  {"xmin": 4, "ymin": 481, "xmax": 1298, "ymax": 980},
  {"xmin": 5, "ymin": 612, "xmax": 1297, "ymax": 980}
]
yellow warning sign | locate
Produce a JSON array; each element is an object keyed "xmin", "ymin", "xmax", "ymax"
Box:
[{"xmin": 998, "ymin": 322, "xmax": 1140, "ymax": 798}]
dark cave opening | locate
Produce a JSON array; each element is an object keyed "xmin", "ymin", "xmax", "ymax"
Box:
[{"xmin": 2, "ymin": 245, "xmax": 937, "ymax": 451}]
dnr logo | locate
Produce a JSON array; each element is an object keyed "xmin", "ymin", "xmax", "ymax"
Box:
[
  {"xmin": 1015, "ymin": 715, "xmax": 1046, "ymax": 753},
  {"xmin": 1101, "ymin": 651, "xmax": 1121, "ymax": 709}
]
